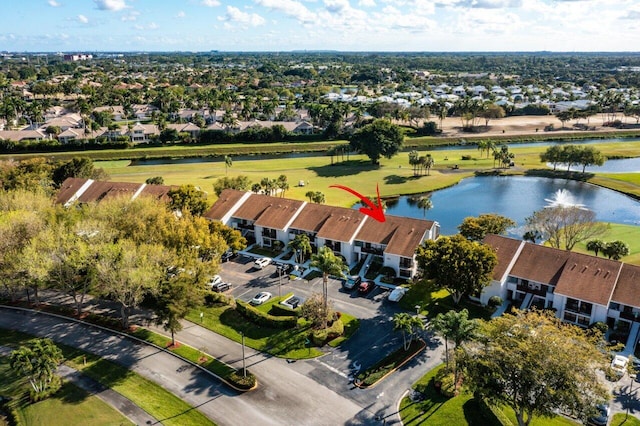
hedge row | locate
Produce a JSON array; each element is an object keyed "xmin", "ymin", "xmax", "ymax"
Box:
[
  {"xmin": 235, "ymin": 300, "xmax": 297, "ymax": 329},
  {"xmin": 269, "ymin": 303, "xmax": 300, "ymax": 317}
]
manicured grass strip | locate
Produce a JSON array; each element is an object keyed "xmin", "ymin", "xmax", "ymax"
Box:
[
  {"xmin": 571, "ymin": 223, "xmax": 640, "ymax": 265},
  {"xmin": 130, "ymin": 327, "xmax": 256, "ymax": 390},
  {"xmin": 186, "ymin": 305, "xmax": 324, "ymax": 359},
  {"xmin": 328, "ymin": 313, "xmax": 360, "ymax": 347},
  {"xmin": 611, "ymin": 413, "xmax": 640, "ymax": 425},
  {"xmin": 67, "ymin": 355, "xmax": 214, "ymax": 426},
  {"xmin": 0, "ymin": 329, "xmax": 214, "ymax": 426},
  {"xmin": 356, "ymin": 339, "xmax": 426, "ymax": 387},
  {"xmin": 17, "ymin": 380, "xmax": 133, "ymax": 426}
]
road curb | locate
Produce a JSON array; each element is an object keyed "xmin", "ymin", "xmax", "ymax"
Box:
[{"xmin": 0, "ymin": 304, "xmax": 257, "ymax": 392}]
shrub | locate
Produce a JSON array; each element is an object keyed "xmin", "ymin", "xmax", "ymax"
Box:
[
  {"xmin": 311, "ymin": 318, "xmax": 345, "ymax": 346},
  {"xmin": 488, "ymin": 296, "xmax": 503, "ymax": 310},
  {"xmin": 204, "ymin": 292, "xmax": 233, "ymax": 306},
  {"xmin": 235, "ymin": 300, "xmax": 297, "ymax": 329},
  {"xmin": 379, "ymin": 266, "xmax": 396, "ymax": 278},
  {"xmin": 589, "ymin": 321, "xmax": 608, "ymax": 335},
  {"xmin": 434, "ymin": 368, "xmax": 457, "ymax": 398},
  {"xmin": 461, "ymin": 155, "xmax": 472, "ymax": 160},
  {"xmin": 269, "ymin": 303, "xmax": 300, "ymax": 317},
  {"xmin": 227, "ymin": 371, "xmax": 257, "ymax": 390}
]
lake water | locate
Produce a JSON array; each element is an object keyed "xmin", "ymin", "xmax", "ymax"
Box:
[{"xmin": 376, "ymin": 176, "xmax": 640, "ymax": 236}]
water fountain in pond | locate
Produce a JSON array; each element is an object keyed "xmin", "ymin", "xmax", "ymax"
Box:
[{"xmin": 544, "ymin": 189, "xmax": 586, "ymax": 209}]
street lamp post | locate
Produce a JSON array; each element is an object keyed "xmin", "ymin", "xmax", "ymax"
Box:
[
  {"xmin": 278, "ymin": 268, "xmax": 282, "ymax": 299},
  {"xmin": 241, "ymin": 332, "xmax": 246, "ymax": 378}
]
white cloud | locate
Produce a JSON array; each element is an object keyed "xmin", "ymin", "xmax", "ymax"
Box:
[
  {"xmin": 48, "ymin": 0, "xmax": 61, "ymax": 7},
  {"xmin": 201, "ymin": 0, "xmax": 221, "ymax": 6},
  {"xmin": 255, "ymin": 0, "xmax": 316, "ymax": 23},
  {"xmin": 78, "ymin": 14, "xmax": 89, "ymax": 23},
  {"xmin": 176, "ymin": 11, "xmax": 186, "ymax": 18},
  {"xmin": 94, "ymin": 0, "xmax": 127, "ymax": 11},
  {"xmin": 359, "ymin": 0, "xmax": 376, "ymax": 5},
  {"xmin": 121, "ymin": 11, "xmax": 140, "ymax": 21},
  {"xmin": 219, "ymin": 6, "xmax": 266, "ymax": 26}
]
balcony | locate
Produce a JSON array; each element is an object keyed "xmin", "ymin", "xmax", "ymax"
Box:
[
  {"xmin": 237, "ymin": 223, "xmax": 254, "ymax": 231},
  {"xmin": 516, "ymin": 282, "xmax": 547, "ymax": 297},
  {"xmin": 360, "ymin": 245, "xmax": 384, "ymax": 256}
]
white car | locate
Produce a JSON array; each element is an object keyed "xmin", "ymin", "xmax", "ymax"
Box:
[
  {"xmin": 611, "ymin": 355, "xmax": 629, "ymax": 377},
  {"xmin": 206, "ymin": 275, "xmax": 223, "ymax": 288},
  {"xmin": 250, "ymin": 291, "xmax": 272, "ymax": 306},
  {"xmin": 253, "ymin": 257, "xmax": 272, "ymax": 270},
  {"xmin": 388, "ymin": 286, "xmax": 408, "ymax": 302}
]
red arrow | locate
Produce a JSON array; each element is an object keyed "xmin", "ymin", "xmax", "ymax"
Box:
[{"xmin": 329, "ymin": 183, "xmax": 386, "ymax": 223}]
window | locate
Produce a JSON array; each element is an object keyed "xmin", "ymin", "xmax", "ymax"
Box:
[{"xmin": 609, "ymin": 302, "xmax": 620, "ymax": 311}]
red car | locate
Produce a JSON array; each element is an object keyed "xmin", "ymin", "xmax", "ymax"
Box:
[{"xmin": 358, "ymin": 280, "xmax": 376, "ymax": 295}]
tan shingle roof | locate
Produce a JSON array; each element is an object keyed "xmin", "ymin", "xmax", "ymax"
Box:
[
  {"xmin": 55, "ymin": 177, "xmax": 90, "ymax": 205},
  {"xmin": 203, "ymin": 189, "xmax": 246, "ymax": 220},
  {"xmin": 609, "ymin": 263, "xmax": 640, "ymax": 307},
  {"xmin": 483, "ymin": 234, "xmax": 524, "ymax": 281},
  {"xmin": 510, "ymin": 243, "xmax": 571, "ymax": 286},
  {"xmin": 232, "ymin": 193, "xmax": 304, "ymax": 230},
  {"xmin": 78, "ymin": 181, "xmax": 142, "ymax": 203},
  {"xmin": 356, "ymin": 214, "xmax": 434, "ymax": 258},
  {"xmin": 554, "ymin": 252, "xmax": 621, "ymax": 306},
  {"xmin": 290, "ymin": 203, "xmax": 364, "ymax": 241},
  {"xmin": 138, "ymin": 184, "xmax": 174, "ymax": 201}
]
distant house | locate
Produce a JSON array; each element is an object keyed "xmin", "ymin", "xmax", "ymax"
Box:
[
  {"xmin": 128, "ymin": 122, "xmax": 159, "ymax": 143},
  {"xmin": 166, "ymin": 122, "xmax": 202, "ymax": 139},
  {"xmin": 0, "ymin": 129, "xmax": 47, "ymax": 142},
  {"xmin": 93, "ymin": 106, "xmax": 125, "ymax": 122}
]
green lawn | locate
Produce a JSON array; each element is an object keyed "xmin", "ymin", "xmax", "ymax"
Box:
[
  {"xmin": 611, "ymin": 413, "xmax": 640, "ymax": 425},
  {"xmin": 1, "ymin": 349, "xmax": 132, "ymax": 426},
  {"xmin": 0, "ymin": 329, "xmax": 215, "ymax": 426},
  {"xmin": 94, "ymin": 140, "xmax": 640, "ymax": 207},
  {"xmin": 400, "ymin": 280, "xmax": 494, "ymax": 320},
  {"xmin": 399, "ymin": 364, "xmax": 579, "ymax": 426},
  {"xmin": 187, "ymin": 302, "xmax": 325, "ymax": 359},
  {"xmin": 572, "ymin": 223, "xmax": 640, "ymax": 265}
]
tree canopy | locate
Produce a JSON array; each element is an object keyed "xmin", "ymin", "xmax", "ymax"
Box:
[
  {"xmin": 458, "ymin": 214, "xmax": 516, "ymax": 241},
  {"xmin": 349, "ymin": 119, "xmax": 403, "ymax": 165},
  {"xmin": 416, "ymin": 234, "xmax": 497, "ymax": 304},
  {"xmin": 459, "ymin": 309, "xmax": 608, "ymax": 426},
  {"xmin": 525, "ymin": 205, "xmax": 607, "ymax": 250}
]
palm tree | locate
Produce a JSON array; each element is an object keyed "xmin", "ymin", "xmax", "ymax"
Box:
[
  {"xmin": 288, "ymin": 234, "xmax": 312, "ymax": 264},
  {"xmin": 393, "ymin": 312, "xmax": 425, "ymax": 350},
  {"xmin": 430, "ymin": 309, "xmax": 478, "ymax": 388},
  {"xmin": 408, "ymin": 150, "xmax": 420, "ymax": 176},
  {"xmin": 10, "ymin": 338, "xmax": 63, "ymax": 396},
  {"xmin": 310, "ymin": 246, "xmax": 347, "ymax": 329},
  {"xmin": 224, "ymin": 155, "xmax": 232, "ymax": 175},
  {"xmin": 586, "ymin": 239, "xmax": 605, "ymax": 257},
  {"xmin": 417, "ymin": 197, "xmax": 433, "ymax": 217},
  {"xmin": 430, "ymin": 309, "xmax": 478, "ymax": 367}
]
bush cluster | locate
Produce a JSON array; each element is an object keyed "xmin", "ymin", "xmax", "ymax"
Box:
[
  {"xmin": 204, "ymin": 292, "xmax": 233, "ymax": 307},
  {"xmin": 311, "ymin": 318, "xmax": 345, "ymax": 346},
  {"xmin": 235, "ymin": 300, "xmax": 297, "ymax": 329},
  {"xmin": 269, "ymin": 303, "xmax": 300, "ymax": 317}
]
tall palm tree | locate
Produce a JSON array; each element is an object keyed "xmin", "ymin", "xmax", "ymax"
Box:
[
  {"xmin": 430, "ymin": 309, "xmax": 478, "ymax": 389},
  {"xmin": 417, "ymin": 197, "xmax": 433, "ymax": 217},
  {"xmin": 393, "ymin": 312, "xmax": 425, "ymax": 350},
  {"xmin": 288, "ymin": 234, "xmax": 312, "ymax": 264},
  {"xmin": 310, "ymin": 246, "xmax": 347, "ymax": 329}
]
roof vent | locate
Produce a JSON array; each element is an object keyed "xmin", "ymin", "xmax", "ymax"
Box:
[{"xmin": 581, "ymin": 266, "xmax": 588, "ymax": 273}]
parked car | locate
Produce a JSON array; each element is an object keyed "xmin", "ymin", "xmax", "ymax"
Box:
[
  {"xmin": 253, "ymin": 257, "xmax": 272, "ymax": 270},
  {"xmin": 358, "ymin": 280, "xmax": 376, "ymax": 295},
  {"xmin": 281, "ymin": 295, "xmax": 303, "ymax": 309},
  {"xmin": 206, "ymin": 275, "xmax": 223, "ymax": 288},
  {"xmin": 221, "ymin": 250, "xmax": 237, "ymax": 262},
  {"xmin": 587, "ymin": 403, "xmax": 610, "ymax": 426},
  {"xmin": 211, "ymin": 282, "xmax": 231, "ymax": 292},
  {"xmin": 611, "ymin": 354, "xmax": 629, "ymax": 377},
  {"xmin": 250, "ymin": 291, "xmax": 272, "ymax": 305},
  {"xmin": 342, "ymin": 275, "xmax": 362, "ymax": 290},
  {"xmin": 276, "ymin": 263, "xmax": 293, "ymax": 275},
  {"xmin": 388, "ymin": 286, "xmax": 408, "ymax": 302}
]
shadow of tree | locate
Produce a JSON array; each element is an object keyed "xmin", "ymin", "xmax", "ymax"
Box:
[
  {"xmin": 462, "ymin": 397, "xmax": 503, "ymax": 426},
  {"xmin": 383, "ymin": 175, "xmax": 422, "ymax": 185},
  {"xmin": 308, "ymin": 160, "xmax": 377, "ymax": 177}
]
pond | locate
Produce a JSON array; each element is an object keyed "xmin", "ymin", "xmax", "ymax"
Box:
[{"xmin": 375, "ymin": 176, "xmax": 640, "ymax": 236}]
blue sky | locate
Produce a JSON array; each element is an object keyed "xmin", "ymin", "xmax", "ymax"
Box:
[{"xmin": 1, "ymin": 0, "xmax": 639, "ymax": 52}]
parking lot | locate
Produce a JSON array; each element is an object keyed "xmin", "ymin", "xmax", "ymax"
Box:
[{"xmin": 216, "ymin": 254, "xmax": 401, "ymax": 321}]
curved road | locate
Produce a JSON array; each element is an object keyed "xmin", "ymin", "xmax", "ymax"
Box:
[{"xmin": 0, "ymin": 307, "xmax": 365, "ymax": 425}]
